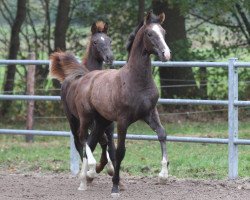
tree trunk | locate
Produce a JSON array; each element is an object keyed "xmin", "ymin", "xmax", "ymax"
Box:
[
  {"xmin": 54, "ymin": 0, "xmax": 71, "ymax": 51},
  {"xmin": 53, "ymin": 0, "xmax": 71, "ymax": 92},
  {"xmin": 1, "ymin": 0, "xmax": 27, "ymax": 116},
  {"xmin": 152, "ymin": 0, "xmax": 199, "ymax": 99},
  {"xmin": 138, "ymin": 0, "xmax": 145, "ymax": 23}
]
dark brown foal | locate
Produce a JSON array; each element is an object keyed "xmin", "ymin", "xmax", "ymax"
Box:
[
  {"xmin": 82, "ymin": 21, "xmax": 116, "ymax": 177},
  {"xmin": 50, "ymin": 11, "xmax": 171, "ymax": 196},
  {"xmin": 50, "ymin": 21, "xmax": 114, "ymax": 189}
]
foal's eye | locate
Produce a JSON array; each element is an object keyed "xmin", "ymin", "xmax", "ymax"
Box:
[
  {"xmin": 148, "ymin": 32, "xmax": 152, "ymax": 37},
  {"xmin": 93, "ymin": 41, "xmax": 97, "ymax": 45}
]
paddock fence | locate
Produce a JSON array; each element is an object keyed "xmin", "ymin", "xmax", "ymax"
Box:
[{"xmin": 0, "ymin": 58, "xmax": 250, "ymax": 179}]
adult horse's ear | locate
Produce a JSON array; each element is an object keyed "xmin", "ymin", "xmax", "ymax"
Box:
[
  {"xmin": 103, "ymin": 22, "xmax": 108, "ymax": 33},
  {"xmin": 91, "ymin": 22, "xmax": 97, "ymax": 34},
  {"xmin": 159, "ymin": 13, "xmax": 165, "ymax": 24},
  {"xmin": 144, "ymin": 10, "xmax": 153, "ymax": 24}
]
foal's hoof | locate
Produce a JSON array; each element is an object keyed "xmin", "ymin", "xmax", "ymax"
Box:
[
  {"xmin": 158, "ymin": 173, "xmax": 168, "ymax": 184},
  {"xmin": 87, "ymin": 170, "xmax": 97, "ymax": 179},
  {"xmin": 86, "ymin": 176, "xmax": 94, "ymax": 183},
  {"xmin": 111, "ymin": 186, "xmax": 120, "ymax": 198},
  {"xmin": 107, "ymin": 168, "xmax": 114, "ymax": 176},
  {"xmin": 78, "ymin": 182, "xmax": 87, "ymax": 191},
  {"xmin": 96, "ymin": 163, "xmax": 104, "ymax": 174},
  {"xmin": 111, "ymin": 193, "xmax": 120, "ymax": 198},
  {"xmin": 106, "ymin": 162, "xmax": 114, "ymax": 176}
]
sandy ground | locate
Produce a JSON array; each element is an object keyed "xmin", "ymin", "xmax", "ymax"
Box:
[{"xmin": 0, "ymin": 171, "xmax": 250, "ymax": 200}]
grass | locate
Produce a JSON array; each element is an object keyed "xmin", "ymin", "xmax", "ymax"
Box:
[{"xmin": 0, "ymin": 118, "xmax": 250, "ymax": 179}]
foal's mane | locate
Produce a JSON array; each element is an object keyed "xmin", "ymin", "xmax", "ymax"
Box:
[
  {"xmin": 82, "ymin": 21, "xmax": 107, "ymax": 65},
  {"xmin": 125, "ymin": 20, "xmax": 144, "ymax": 56}
]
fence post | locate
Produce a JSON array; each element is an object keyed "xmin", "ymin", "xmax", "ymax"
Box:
[
  {"xmin": 70, "ymin": 132, "xmax": 79, "ymax": 175},
  {"xmin": 228, "ymin": 58, "xmax": 238, "ymax": 179},
  {"xmin": 25, "ymin": 52, "xmax": 36, "ymax": 143}
]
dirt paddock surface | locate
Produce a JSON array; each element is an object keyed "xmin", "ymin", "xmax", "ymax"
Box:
[{"xmin": 1, "ymin": 172, "xmax": 250, "ymax": 200}]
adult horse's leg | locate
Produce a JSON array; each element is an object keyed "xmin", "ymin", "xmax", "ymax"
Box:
[
  {"xmin": 144, "ymin": 107, "xmax": 169, "ymax": 183},
  {"xmin": 111, "ymin": 121, "xmax": 127, "ymax": 197}
]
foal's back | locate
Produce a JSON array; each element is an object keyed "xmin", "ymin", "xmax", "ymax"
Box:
[
  {"xmin": 64, "ymin": 68, "xmax": 121, "ymax": 120},
  {"xmin": 73, "ymin": 65, "xmax": 158, "ymax": 122}
]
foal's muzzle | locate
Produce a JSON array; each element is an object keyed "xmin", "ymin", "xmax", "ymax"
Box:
[
  {"xmin": 104, "ymin": 55, "xmax": 114, "ymax": 65},
  {"xmin": 157, "ymin": 49, "xmax": 171, "ymax": 62}
]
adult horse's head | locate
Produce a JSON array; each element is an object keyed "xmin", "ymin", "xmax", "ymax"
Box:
[
  {"xmin": 90, "ymin": 21, "xmax": 113, "ymax": 64},
  {"xmin": 143, "ymin": 11, "xmax": 171, "ymax": 62}
]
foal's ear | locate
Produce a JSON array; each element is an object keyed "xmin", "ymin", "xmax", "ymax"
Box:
[
  {"xmin": 91, "ymin": 22, "xmax": 98, "ymax": 34},
  {"xmin": 159, "ymin": 13, "xmax": 165, "ymax": 24},
  {"xmin": 103, "ymin": 22, "xmax": 108, "ymax": 33},
  {"xmin": 144, "ymin": 10, "xmax": 153, "ymax": 24}
]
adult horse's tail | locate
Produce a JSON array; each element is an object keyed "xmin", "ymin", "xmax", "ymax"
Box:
[{"xmin": 49, "ymin": 51, "xmax": 88, "ymax": 82}]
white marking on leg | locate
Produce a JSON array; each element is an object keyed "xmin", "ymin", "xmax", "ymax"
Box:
[
  {"xmin": 152, "ymin": 24, "xmax": 171, "ymax": 60},
  {"xmin": 86, "ymin": 144, "xmax": 97, "ymax": 179},
  {"xmin": 78, "ymin": 157, "xmax": 88, "ymax": 190},
  {"xmin": 158, "ymin": 157, "xmax": 168, "ymax": 184},
  {"xmin": 106, "ymin": 151, "xmax": 114, "ymax": 176}
]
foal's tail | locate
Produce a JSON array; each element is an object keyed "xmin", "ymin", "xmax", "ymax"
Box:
[{"xmin": 49, "ymin": 51, "xmax": 88, "ymax": 83}]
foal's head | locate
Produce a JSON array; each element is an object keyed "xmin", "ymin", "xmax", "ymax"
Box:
[
  {"xmin": 143, "ymin": 11, "xmax": 171, "ymax": 61},
  {"xmin": 87, "ymin": 21, "xmax": 113, "ymax": 64}
]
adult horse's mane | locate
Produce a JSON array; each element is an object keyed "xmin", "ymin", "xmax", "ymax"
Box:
[
  {"xmin": 126, "ymin": 12, "xmax": 165, "ymax": 57},
  {"xmin": 82, "ymin": 21, "xmax": 107, "ymax": 65}
]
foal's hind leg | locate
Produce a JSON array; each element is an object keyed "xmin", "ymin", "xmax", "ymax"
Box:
[
  {"xmin": 95, "ymin": 123, "xmax": 115, "ymax": 176},
  {"xmin": 78, "ymin": 116, "xmax": 96, "ymax": 190},
  {"xmin": 87, "ymin": 118, "xmax": 111, "ymax": 176},
  {"xmin": 144, "ymin": 107, "xmax": 169, "ymax": 183},
  {"xmin": 104, "ymin": 123, "xmax": 116, "ymax": 176}
]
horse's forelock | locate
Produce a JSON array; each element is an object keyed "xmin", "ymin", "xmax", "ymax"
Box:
[{"xmin": 95, "ymin": 21, "xmax": 106, "ymax": 32}]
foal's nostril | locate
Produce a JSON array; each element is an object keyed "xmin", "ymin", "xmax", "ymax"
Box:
[{"xmin": 105, "ymin": 55, "xmax": 113, "ymax": 64}]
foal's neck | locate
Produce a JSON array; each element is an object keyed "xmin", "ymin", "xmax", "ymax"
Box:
[
  {"xmin": 85, "ymin": 47, "xmax": 103, "ymax": 71},
  {"xmin": 127, "ymin": 30, "xmax": 153, "ymax": 85}
]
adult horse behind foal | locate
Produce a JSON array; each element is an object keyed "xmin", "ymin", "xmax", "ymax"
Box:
[
  {"xmin": 50, "ymin": 11, "xmax": 171, "ymax": 197},
  {"xmin": 50, "ymin": 21, "xmax": 115, "ymax": 188}
]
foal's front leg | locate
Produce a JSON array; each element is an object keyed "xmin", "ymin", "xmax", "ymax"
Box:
[
  {"xmin": 144, "ymin": 108, "xmax": 169, "ymax": 183},
  {"xmin": 111, "ymin": 122, "xmax": 127, "ymax": 197}
]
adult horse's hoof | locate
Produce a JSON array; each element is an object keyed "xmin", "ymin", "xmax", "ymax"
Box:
[
  {"xmin": 78, "ymin": 182, "xmax": 87, "ymax": 191},
  {"xmin": 111, "ymin": 193, "xmax": 120, "ymax": 198}
]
